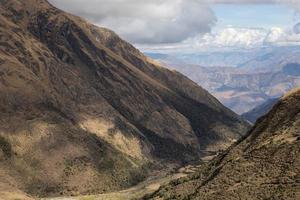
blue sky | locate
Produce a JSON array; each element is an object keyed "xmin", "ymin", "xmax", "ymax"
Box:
[{"xmin": 212, "ymin": 4, "xmax": 295, "ymax": 30}]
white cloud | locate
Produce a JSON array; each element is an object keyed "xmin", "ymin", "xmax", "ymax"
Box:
[
  {"xmin": 49, "ymin": 0, "xmax": 300, "ymax": 50},
  {"xmin": 192, "ymin": 26, "xmax": 300, "ymax": 49},
  {"xmin": 49, "ymin": 0, "xmax": 216, "ymax": 44},
  {"xmin": 192, "ymin": 27, "xmax": 268, "ymax": 48},
  {"xmin": 264, "ymin": 27, "xmax": 286, "ymax": 44},
  {"xmin": 264, "ymin": 27, "xmax": 300, "ymax": 46},
  {"xmin": 137, "ymin": 27, "xmax": 267, "ymax": 52},
  {"xmin": 139, "ymin": 26, "xmax": 300, "ymax": 53}
]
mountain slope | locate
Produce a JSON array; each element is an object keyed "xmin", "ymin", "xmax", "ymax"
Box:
[
  {"xmin": 148, "ymin": 88, "xmax": 300, "ymax": 200},
  {"xmin": 242, "ymin": 98, "xmax": 279, "ymax": 123},
  {"xmin": 0, "ymin": 0, "xmax": 249, "ymax": 198}
]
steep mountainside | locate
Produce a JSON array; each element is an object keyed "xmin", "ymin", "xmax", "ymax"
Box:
[
  {"xmin": 0, "ymin": 0, "xmax": 248, "ymax": 198},
  {"xmin": 242, "ymin": 98, "xmax": 279, "ymax": 123},
  {"xmin": 148, "ymin": 89, "xmax": 300, "ymax": 200}
]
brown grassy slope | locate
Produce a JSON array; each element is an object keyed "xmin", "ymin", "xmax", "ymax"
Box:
[
  {"xmin": 0, "ymin": 0, "xmax": 249, "ymax": 198},
  {"xmin": 148, "ymin": 88, "xmax": 300, "ymax": 200}
]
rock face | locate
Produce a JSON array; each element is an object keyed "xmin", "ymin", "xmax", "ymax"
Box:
[
  {"xmin": 148, "ymin": 89, "xmax": 300, "ymax": 200},
  {"xmin": 0, "ymin": 0, "xmax": 249, "ymax": 198},
  {"xmin": 242, "ymin": 98, "xmax": 279, "ymax": 123}
]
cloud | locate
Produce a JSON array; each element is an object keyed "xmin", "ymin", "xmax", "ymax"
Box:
[
  {"xmin": 264, "ymin": 27, "xmax": 286, "ymax": 44},
  {"xmin": 189, "ymin": 26, "xmax": 300, "ymax": 49},
  {"xmin": 49, "ymin": 0, "xmax": 300, "ymax": 49},
  {"xmin": 49, "ymin": 0, "xmax": 216, "ymax": 44},
  {"xmin": 138, "ymin": 26, "xmax": 300, "ymax": 53},
  {"xmin": 264, "ymin": 27, "xmax": 300, "ymax": 46},
  {"xmin": 193, "ymin": 27, "xmax": 268, "ymax": 48},
  {"xmin": 137, "ymin": 27, "xmax": 268, "ymax": 52}
]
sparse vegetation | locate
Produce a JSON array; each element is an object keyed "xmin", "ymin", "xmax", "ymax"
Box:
[{"xmin": 0, "ymin": 136, "xmax": 12, "ymax": 158}]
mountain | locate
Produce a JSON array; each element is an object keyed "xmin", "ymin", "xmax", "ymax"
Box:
[
  {"xmin": 239, "ymin": 46, "xmax": 300, "ymax": 73},
  {"xmin": 145, "ymin": 50, "xmax": 267, "ymax": 68},
  {"xmin": 146, "ymin": 46, "xmax": 300, "ymax": 114},
  {"xmin": 0, "ymin": 0, "xmax": 249, "ymax": 198},
  {"xmin": 147, "ymin": 88, "xmax": 300, "ymax": 200},
  {"xmin": 145, "ymin": 46, "xmax": 300, "ymax": 69},
  {"xmin": 282, "ymin": 63, "xmax": 300, "ymax": 76},
  {"xmin": 151, "ymin": 60, "xmax": 300, "ymax": 114},
  {"xmin": 242, "ymin": 98, "xmax": 279, "ymax": 123}
]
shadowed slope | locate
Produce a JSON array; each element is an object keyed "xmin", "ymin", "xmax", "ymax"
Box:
[{"xmin": 148, "ymin": 89, "xmax": 300, "ymax": 200}]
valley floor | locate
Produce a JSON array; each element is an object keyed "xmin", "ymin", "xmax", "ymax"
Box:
[{"xmin": 41, "ymin": 159, "xmax": 211, "ymax": 200}]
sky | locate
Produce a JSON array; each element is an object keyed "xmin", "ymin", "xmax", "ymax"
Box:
[
  {"xmin": 212, "ymin": 4, "xmax": 294, "ymax": 29},
  {"xmin": 49, "ymin": 0, "xmax": 300, "ymax": 52}
]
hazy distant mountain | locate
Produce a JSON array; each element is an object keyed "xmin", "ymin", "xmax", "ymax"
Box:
[
  {"xmin": 147, "ymin": 89, "xmax": 300, "ymax": 200},
  {"xmin": 242, "ymin": 98, "xmax": 279, "ymax": 123},
  {"xmin": 145, "ymin": 46, "xmax": 300, "ymax": 69},
  {"xmin": 239, "ymin": 46, "xmax": 300, "ymax": 72},
  {"xmin": 282, "ymin": 63, "xmax": 300, "ymax": 76},
  {"xmin": 0, "ymin": 0, "xmax": 249, "ymax": 199},
  {"xmin": 145, "ymin": 50, "xmax": 263, "ymax": 67},
  {"xmin": 147, "ymin": 48, "xmax": 300, "ymax": 114},
  {"xmin": 153, "ymin": 62, "xmax": 300, "ymax": 114}
]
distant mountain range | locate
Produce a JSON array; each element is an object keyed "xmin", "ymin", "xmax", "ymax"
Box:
[
  {"xmin": 146, "ymin": 47, "xmax": 300, "ymax": 114},
  {"xmin": 145, "ymin": 46, "xmax": 300, "ymax": 69},
  {"xmin": 145, "ymin": 51, "xmax": 259, "ymax": 67},
  {"xmin": 242, "ymin": 98, "xmax": 279, "ymax": 123}
]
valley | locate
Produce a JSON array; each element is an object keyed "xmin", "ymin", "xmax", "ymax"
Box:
[
  {"xmin": 0, "ymin": 0, "xmax": 248, "ymax": 199},
  {"xmin": 147, "ymin": 88, "xmax": 300, "ymax": 200},
  {"xmin": 42, "ymin": 162, "xmax": 206, "ymax": 200},
  {"xmin": 0, "ymin": 1, "xmax": 299, "ymax": 200},
  {"xmin": 146, "ymin": 52, "xmax": 300, "ymax": 114},
  {"xmin": 44, "ymin": 87, "xmax": 300, "ymax": 200}
]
